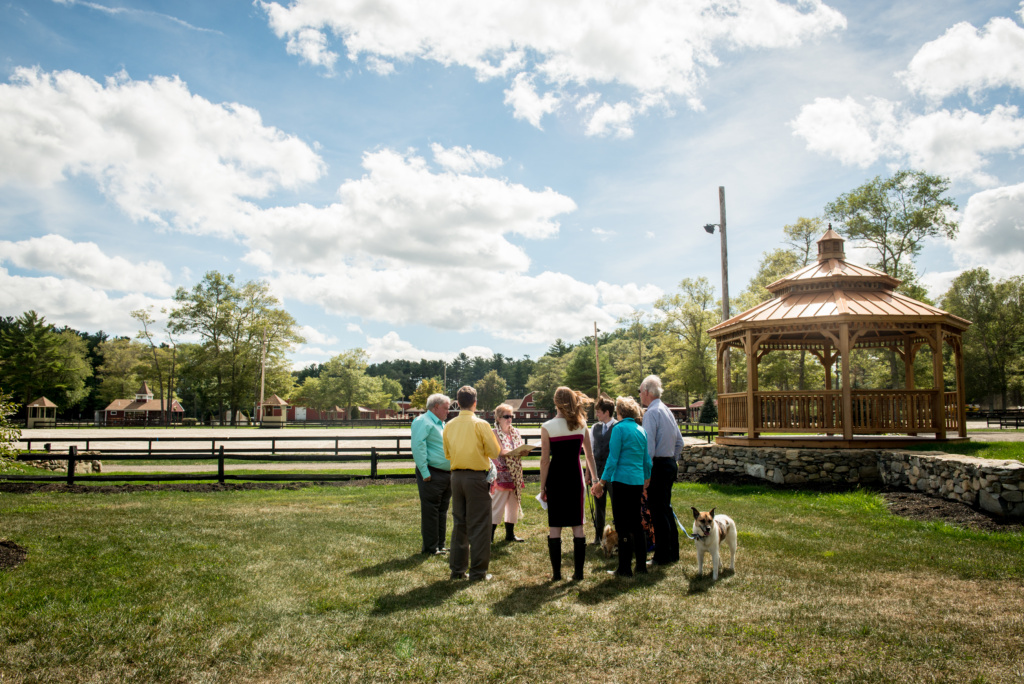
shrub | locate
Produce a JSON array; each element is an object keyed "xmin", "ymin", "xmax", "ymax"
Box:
[
  {"xmin": 0, "ymin": 389, "xmax": 22, "ymax": 470},
  {"xmin": 697, "ymin": 391, "xmax": 717, "ymax": 424}
]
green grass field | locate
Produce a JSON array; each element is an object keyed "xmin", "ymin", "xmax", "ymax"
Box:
[
  {"xmin": 906, "ymin": 441, "xmax": 1024, "ymax": 462},
  {"xmin": 2, "ymin": 480, "xmax": 1023, "ymax": 683}
]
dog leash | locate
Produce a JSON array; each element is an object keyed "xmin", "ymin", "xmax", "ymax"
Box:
[{"xmin": 670, "ymin": 506, "xmax": 701, "ymax": 541}]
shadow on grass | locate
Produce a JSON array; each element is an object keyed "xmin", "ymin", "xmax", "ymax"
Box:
[
  {"xmin": 687, "ymin": 568, "xmax": 735, "ymax": 595},
  {"xmin": 491, "ymin": 580, "xmax": 572, "ymax": 616},
  {"xmin": 350, "ymin": 552, "xmax": 430, "ymax": 578},
  {"xmin": 371, "ymin": 578, "xmax": 468, "ymax": 615},
  {"xmin": 576, "ymin": 565, "xmax": 669, "ymax": 605}
]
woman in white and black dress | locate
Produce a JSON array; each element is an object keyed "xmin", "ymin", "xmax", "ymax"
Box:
[{"xmin": 539, "ymin": 386, "xmax": 598, "ymax": 581}]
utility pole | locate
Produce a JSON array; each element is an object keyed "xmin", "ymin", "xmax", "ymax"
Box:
[
  {"xmin": 594, "ymin": 321, "xmax": 601, "ymax": 398},
  {"xmin": 719, "ymin": 186, "xmax": 730, "ymax": 393},
  {"xmin": 704, "ymin": 187, "xmax": 731, "ymax": 393}
]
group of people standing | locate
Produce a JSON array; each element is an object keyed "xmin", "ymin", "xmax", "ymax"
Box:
[{"xmin": 410, "ymin": 375, "xmax": 685, "ymax": 582}]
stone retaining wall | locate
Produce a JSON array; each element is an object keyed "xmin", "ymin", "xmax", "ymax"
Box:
[
  {"xmin": 680, "ymin": 444, "xmax": 1024, "ymax": 517},
  {"xmin": 23, "ymin": 451, "xmax": 103, "ymax": 474}
]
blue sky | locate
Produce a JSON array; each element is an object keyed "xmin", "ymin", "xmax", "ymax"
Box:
[{"xmin": 2, "ymin": 0, "xmax": 1023, "ymax": 368}]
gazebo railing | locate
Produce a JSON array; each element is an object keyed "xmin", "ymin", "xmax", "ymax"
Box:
[
  {"xmin": 718, "ymin": 389, "xmax": 960, "ymax": 434},
  {"xmin": 849, "ymin": 390, "xmax": 935, "ymax": 432},
  {"xmin": 758, "ymin": 390, "xmax": 842, "ymax": 432},
  {"xmin": 718, "ymin": 393, "xmax": 747, "ymax": 432}
]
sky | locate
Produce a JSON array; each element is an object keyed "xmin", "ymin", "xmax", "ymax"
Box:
[{"xmin": 1, "ymin": 0, "xmax": 1023, "ymax": 369}]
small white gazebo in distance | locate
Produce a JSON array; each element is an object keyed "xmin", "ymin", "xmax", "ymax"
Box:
[
  {"xmin": 260, "ymin": 394, "xmax": 289, "ymax": 429},
  {"xmin": 26, "ymin": 397, "xmax": 57, "ymax": 428}
]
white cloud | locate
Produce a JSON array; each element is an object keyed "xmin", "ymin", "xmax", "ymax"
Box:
[
  {"xmin": 365, "ymin": 55, "xmax": 395, "ymax": 76},
  {"xmin": 954, "ymin": 182, "xmax": 1024, "ymax": 276},
  {"xmin": 271, "ymin": 266, "xmax": 660, "ymax": 344},
  {"xmin": 0, "ymin": 234, "xmax": 174, "ymax": 296},
  {"xmin": 0, "ymin": 67, "xmax": 326, "ymax": 236},
  {"xmin": 346, "ymin": 323, "xmax": 363, "ymax": 333},
  {"xmin": 259, "ymin": 0, "xmax": 845, "ymax": 130},
  {"xmin": 0, "ymin": 267, "xmax": 173, "ymax": 335},
  {"xmin": 244, "ymin": 148, "xmax": 575, "ymax": 273},
  {"xmin": 430, "ymin": 143, "xmax": 503, "ymax": 173},
  {"xmin": 503, "ymin": 73, "xmax": 560, "ymax": 129},
  {"xmin": 298, "ymin": 325, "xmax": 338, "ymax": 346},
  {"xmin": 792, "ymin": 98, "xmax": 1024, "ymax": 186},
  {"xmin": 586, "ymin": 101, "xmax": 637, "ymax": 139},
  {"xmin": 794, "ymin": 10, "xmax": 1024, "ymax": 187},
  {"xmin": 591, "ymin": 227, "xmax": 615, "ymax": 240},
  {"xmin": 364, "ymin": 332, "xmax": 496, "ymax": 364},
  {"xmin": 900, "ymin": 17, "xmax": 1024, "ymax": 101}
]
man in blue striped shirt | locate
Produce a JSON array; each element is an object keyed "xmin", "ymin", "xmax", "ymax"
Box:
[{"xmin": 639, "ymin": 375, "xmax": 684, "ymax": 566}]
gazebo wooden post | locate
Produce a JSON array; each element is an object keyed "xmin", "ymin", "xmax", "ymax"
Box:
[
  {"xmin": 744, "ymin": 329, "xmax": 759, "ymax": 438},
  {"xmin": 954, "ymin": 336, "xmax": 967, "ymax": 438},
  {"xmin": 903, "ymin": 335, "xmax": 918, "ymax": 435},
  {"xmin": 840, "ymin": 322, "xmax": 853, "ymax": 441},
  {"xmin": 822, "ymin": 339, "xmax": 834, "ymax": 434},
  {"xmin": 932, "ymin": 324, "xmax": 947, "ymax": 439}
]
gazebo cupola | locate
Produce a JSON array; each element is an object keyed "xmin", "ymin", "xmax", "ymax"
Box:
[{"xmin": 708, "ymin": 229, "xmax": 971, "ymax": 448}]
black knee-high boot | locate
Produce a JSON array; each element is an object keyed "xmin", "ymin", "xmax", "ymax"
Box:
[
  {"xmin": 547, "ymin": 537, "xmax": 561, "ymax": 580},
  {"xmin": 505, "ymin": 522, "xmax": 524, "ymax": 542},
  {"xmin": 573, "ymin": 537, "xmax": 586, "ymax": 580},
  {"xmin": 491, "ymin": 523, "xmax": 497, "ymax": 542}
]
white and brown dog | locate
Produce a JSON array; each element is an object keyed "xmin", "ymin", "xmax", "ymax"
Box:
[{"xmin": 691, "ymin": 507, "xmax": 737, "ymax": 580}]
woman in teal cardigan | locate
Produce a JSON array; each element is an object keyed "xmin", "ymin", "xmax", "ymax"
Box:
[{"xmin": 590, "ymin": 396, "xmax": 651, "ymax": 577}]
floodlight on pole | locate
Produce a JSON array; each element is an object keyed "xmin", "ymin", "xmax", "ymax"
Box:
[{"xmin": 705, "ymin": 186, "xmax": 731, "ymax": 392}]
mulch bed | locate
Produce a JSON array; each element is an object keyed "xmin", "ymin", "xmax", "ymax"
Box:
[{"xmin": 0, "ymin": 539, "xmax": 28, "ymax": 571}]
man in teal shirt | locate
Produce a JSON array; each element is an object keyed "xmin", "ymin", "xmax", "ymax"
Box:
[{"xmin": 411, "ymin": 393, "xmax": 452, "ymax": 555}]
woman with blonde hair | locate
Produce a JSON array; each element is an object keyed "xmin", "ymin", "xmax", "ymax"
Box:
[
  {"xmin": 490, "ymin": 403, "xmax": 526, "ymax": 543},
  {"xmin": 591, "ymin": 396, "xmax": 651, "ymax": 577},
  {"xmin": 540, "ymin": 386, "xmax": 598, "ymax": 581}
]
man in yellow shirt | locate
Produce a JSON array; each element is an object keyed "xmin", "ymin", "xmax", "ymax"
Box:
[{"xmin": 443, "ymin": 385, "xmax": 501, "ymax": 581}]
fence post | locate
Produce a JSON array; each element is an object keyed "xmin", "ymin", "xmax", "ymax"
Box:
[
  {"xmin": 67, "ymin": 445, "xmax": 77, "ymax": 486},
  {"xmin": 371, "ymin": 447, "xmax": 378, "ymax": 479},
  {"xmin": 218, "ymin": 445, "xmax": 225, "ymax": 484}
]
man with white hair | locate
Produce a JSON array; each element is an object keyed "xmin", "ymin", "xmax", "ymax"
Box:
[
  {"xmin": 411, "ymin": 393, "xmax": 452, "ymax": 555},
  {"xmin": 639, "ymin": 374, "xmax": 685, "ymax": 566}
]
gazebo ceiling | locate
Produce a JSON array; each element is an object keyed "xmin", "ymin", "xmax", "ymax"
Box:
[{"xmin": 709, "ymin": 230, "xmax": 969, "ymax": 342}]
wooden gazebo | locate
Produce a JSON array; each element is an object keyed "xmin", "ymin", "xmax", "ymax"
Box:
[
  {"xmin": 26, "ymin": 396, "xmax": 57, "ymax": 428},
  {"xmin": 708, "ymin": 229, "xmax": 971, "ymax": 448}
]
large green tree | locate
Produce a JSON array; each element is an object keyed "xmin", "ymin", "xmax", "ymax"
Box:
[
  {"xmin": 942, "ymin": 268, "xmax": 1024, "ymax": 407},
  {"xmin": 653, "ymin": 278, "xmax": 718, "ymax": 409},
  {"xmin": 825, "ymin": 170, "xmax": 958, "ymax": 284},
  {"xmin": 526, "ymin": 354, "xmax": 571, "ymax": 411},
  {"xmin": 474, "ymin": 370, "xmax": 508, "ymax": 411},
  {"xmin": 561, "ymin": 343, "xmax": 618, "ymax": 400},
  {"xmin": 170, "ymin": 272, "xmax": 303, "ymax": 423},
  {"xmin": 95, "ymin": 338, "xmax": 147, "ymax": 406},
  {"xmin": 410, "ymin": 377, "xmax": 446, "ymax": 408},
  {"xmin": 0, "ymin": 311, "xmax": 92, "ymax": 410}
]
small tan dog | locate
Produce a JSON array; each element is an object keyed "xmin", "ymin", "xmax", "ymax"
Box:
[
  {"xmin": 691, "ymin": 507, "xmax": 737, "ymax": 580},
  {"xmin": 600, "ymin": 525, "xmax": 618, "ymax": 558}
]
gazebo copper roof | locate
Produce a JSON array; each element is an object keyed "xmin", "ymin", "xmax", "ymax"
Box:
[
  {"xmin": 262, "ymin": 394, "xmax": 289, "ymax": 406},
  {"xmin": 28, "ymin": 397, "xmax": 58, "ymax": 408},
  {"xmin": 709, "ymin": 230, "xmax": 969, "ymax": 338}
]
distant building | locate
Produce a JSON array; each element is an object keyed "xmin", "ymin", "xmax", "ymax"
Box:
[{"xmin": 103, "ymin": 382, "xmax": 184, "ymax": 425}]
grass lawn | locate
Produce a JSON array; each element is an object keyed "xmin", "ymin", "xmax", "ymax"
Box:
[
  {"xmin": 2, "ymin": 481, "xmax": 1023, "ymax": 683},
  {"xmin": 906, "ymin": 441, "xmax": 1024, "ymax": 463}
]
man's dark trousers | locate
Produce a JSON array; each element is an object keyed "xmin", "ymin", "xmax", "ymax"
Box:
[
  {"xmin": 416, "ymin": 466, "xmax": 452, "ymax": 554},
  {"xmin": 648, "ymin": 457, "xmax": 679, "ymax": 564},
  {"xmin": 449, "ymin": 470, "xmax": 491, "ymax": 580}
]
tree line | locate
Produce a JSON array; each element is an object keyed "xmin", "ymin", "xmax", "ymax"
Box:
[{"xmin": 1, "ymin": 170, "xmax": 1021, "ymax": 421}]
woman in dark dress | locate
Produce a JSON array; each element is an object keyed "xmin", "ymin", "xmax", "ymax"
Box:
[{"xmin": 539, "ymin": 386, "xmax": 598, "ymax": 580}]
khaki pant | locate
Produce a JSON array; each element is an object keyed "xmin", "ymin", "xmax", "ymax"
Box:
[{"xmin": 450, "ymin": 470, "xmax": 491, "ymax": 580}]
